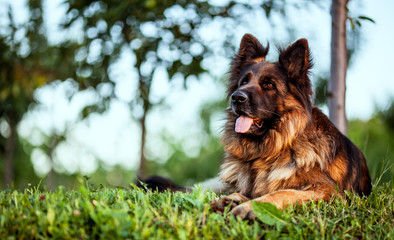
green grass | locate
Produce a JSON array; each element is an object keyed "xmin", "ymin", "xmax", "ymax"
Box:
[{"xmin": 0, "ymin": 181, "xmax": 393, "ymax": 239}]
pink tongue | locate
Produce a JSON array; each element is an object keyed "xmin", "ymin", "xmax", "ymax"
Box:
[{"xmin": 235, "ymin": 116, "xmax": 254, "ymax": 133}]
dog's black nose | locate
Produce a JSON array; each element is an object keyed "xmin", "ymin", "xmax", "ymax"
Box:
[{"xmin": 231, "ymin": 91, "xmax": 248, "ymax": 104}]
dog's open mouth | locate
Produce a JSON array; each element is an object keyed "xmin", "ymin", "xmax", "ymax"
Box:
[{"xmin": 235, "ymin": 115, "xmax": 263, "ymax": 133}]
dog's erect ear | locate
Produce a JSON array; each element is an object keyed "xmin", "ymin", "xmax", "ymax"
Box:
[
  {"xmin": 236, "ymin": 34, "xmax": 269, "ymax": 63},
  {"xmin": 279, "ymin": 38, "xmax": 312, "ymax": 80},
  {"xmin": 229, "ymin": 34, "xmax": 269, "ymax": 94},
  {"xmin": 280, "ymin": 38, "xmax": 313, "ymax": 111}
]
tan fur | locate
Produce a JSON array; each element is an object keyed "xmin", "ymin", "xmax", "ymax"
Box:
[
  {"xmin": 252, "ymin": 57, "xmax": 265, "ymax": 63},
  {"xmin": 267, "ymin": 164, "xmax": 296, "ymax": 182},
  {"xmin": 229, "ymin": 189, "xmax": 332, "ymax": 220}
]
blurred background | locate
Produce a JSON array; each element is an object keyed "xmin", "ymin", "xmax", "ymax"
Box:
[{"xmin": 0, "ymin": 0, "xmax": 393, "ymax": 190}]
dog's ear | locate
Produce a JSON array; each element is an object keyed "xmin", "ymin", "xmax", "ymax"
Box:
[
  {"xmin": 280, "ymin": 39, "xmax": 313, "ymax": 111},
  {"xmin": 279, "ymin": 38, "xmax": 312, "ymax": 81},
  {"xmin": 229, "ymin": 34, "xmax": 269, "ymax": 94},
  {"xmin": 236, "ymin": 34, "xmax": 269, "ymax": 63}
]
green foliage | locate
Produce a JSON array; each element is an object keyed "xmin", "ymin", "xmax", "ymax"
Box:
[
  {"xmin": 62, "ymin": 0, "xmax": 245, "ymax": 103},
  {"xmin": 146, "ymin": 98, "xmax": 227, "ymax": 185},
  {"xmin": 252, "ymin": 202, "xmax": 288, "ymax": 229},
  {"xmin": 87, "ymin": 164, "xmax": 137, "ymax": 188},
  {"xmin": 147, "ymin": 135, "xmax": 223, "ymax": 185},
  {"xmin": 348, "ymin": 15, "xmax": 375, "ymax": 31},
  {"xmin": 348, "ymin": 109, "xmax": 394, "ymax": 184},
  {"xmin": 61, "ymin": 0, "xmax": 266, "ymax": 177},
  {"xmin": 0, "ymin": 182, "xmax": 393, "ymax": 239},
  {"xmin": 380, "ymin": 100, "xmax": 394, "ymax": 131},
  {"xmin": 0, "ymin": 0, "xmax": 84, "ymax": 187},
  {"xmin": 313, "ymin": 74, "xmax": 329, "ymax": 107},
  {"xmin": 0, "ymin": 0, "xmax": 78, "ymax": 115}
]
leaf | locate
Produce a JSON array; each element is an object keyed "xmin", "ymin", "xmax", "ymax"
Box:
[
  {"xmin": 145, "ymin": 0, "xmax": 156, "ymax": 9},
  {"xmin": 252, "ymin": 201, "xmax": 288, "ymax": 228},
  {"xmin": 349, "ymin": 17, "xmax": 356, "ymax": 31},
  {"xmin": 358, "ymin": 15, "xmax": 375, "ymax": 24},
  {"xmin": 47, "ymin": 208, "xmax": 55, "ymax": 225}
]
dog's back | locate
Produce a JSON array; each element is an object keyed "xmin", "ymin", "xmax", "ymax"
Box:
[{"xmin": 312, "ymin": 108, "xmax": 371, "ymax": 195}]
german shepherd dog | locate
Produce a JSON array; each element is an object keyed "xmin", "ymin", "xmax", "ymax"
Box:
[
  {"xmin": 209, "ymin": 34, "xmax": 371, "ymax": 220},
  {"xmin": 139, "ymin": 34, "xmax": 372, "ymax": 220}
]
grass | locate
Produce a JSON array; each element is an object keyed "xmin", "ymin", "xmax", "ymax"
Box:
[{"xmin": 0, "ymin": 179, "xmax": 393, "ymax": 239}]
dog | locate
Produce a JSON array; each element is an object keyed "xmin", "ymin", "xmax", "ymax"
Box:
[
  {"xmin": 209, "ymin": 34, "xmax": 371, "ymax": 220},
  {"xmin": 138, "ymin": 34, "xmax": 372, "ymax": 221}
]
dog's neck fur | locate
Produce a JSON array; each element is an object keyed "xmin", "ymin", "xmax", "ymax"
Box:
[
  {"xmin": 219, "ymin": 107, "xmax": 332, "ymax": 197},
  {"xmin": 221, "ymin": 105, "xmax": 310, "ymax": 161}
]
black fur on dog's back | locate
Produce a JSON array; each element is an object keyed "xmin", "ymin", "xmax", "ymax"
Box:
[{"xmin": 136, "ymin": 175, "xmax": 187, "ymax": 192}]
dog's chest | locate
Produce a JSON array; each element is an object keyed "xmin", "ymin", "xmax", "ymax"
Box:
[
  {"xmin": 220, "ymin": 151, "xmax": 307, "ymax": 197},
  {"xmin": 219, "ymin": 158, "xmax": 254, "ymax": 196}
]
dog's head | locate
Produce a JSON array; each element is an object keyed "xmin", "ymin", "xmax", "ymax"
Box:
[{"xmin": 228, "ymin": 34, "xmax": 313, "ymax": 136}]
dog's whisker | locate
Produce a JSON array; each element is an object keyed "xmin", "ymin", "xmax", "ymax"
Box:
[{"xmin": 257, "ymin": 108, "xmax": 280, "ymax": 117}]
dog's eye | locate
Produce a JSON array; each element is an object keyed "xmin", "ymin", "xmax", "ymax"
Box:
[
  {"xmin": 240, "ymin": 77, "xmax": 249, "ymax": 86},
  {"xmin": 262, "ymin": 78, "xmax": 275, "ymax": 89}
]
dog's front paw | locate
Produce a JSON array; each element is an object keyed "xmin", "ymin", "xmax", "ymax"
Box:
[
  {"xmin": 230, "ymin": 202, "xmax": 256, "ymax": 221},
  {"xmin": 210, "ymin": 193, "xmax": 248, "ymax": 213},
  {"xmin": 210, "ymin": 197, "xmax": 238, "ymax": 213}
]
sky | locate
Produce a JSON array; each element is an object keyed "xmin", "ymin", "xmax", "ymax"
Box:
[
  {"xmin": 346, "ymin": 0, "xmax": 394, "ymax": 119},
  {"xmin": 2, "ymin": 0, "xmax": 394, "ymax": 177}
]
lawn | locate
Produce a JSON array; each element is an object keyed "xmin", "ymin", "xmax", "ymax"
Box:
[{"xmin": 0, "ymin": 179, "xmax": 393, "ymax": 239}]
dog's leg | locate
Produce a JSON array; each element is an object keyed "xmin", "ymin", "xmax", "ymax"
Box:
[
  {"xmin": 210, "ymin": 193, "xmax": 250, "ymax": 213},
  {"xmin": 199, "ymin": 176, "xmax": 228, "ymax": 193},
  {"xmin": 230, "ymin": 189, "xmax": 331, "ymax": 220}
]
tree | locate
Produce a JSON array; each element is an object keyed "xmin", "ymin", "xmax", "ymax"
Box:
[
  {"xmin": 63, "ymin": 0, "xmax": 209, "ymax": 178},
  {"xmin": 62, "ymin": 0, "xmax": 283, "ymax": 178},
  {"xmin": 0, "ymin": 0, "xmax": 78, "ymax": 187},
  {"xmin": 328, "ymin": 0, "xmax": 375, "ymax": 135},
  {"xmin": 0, "ymin": 0, "xmax": 306, "ymax": 186},
  {"xmin": 328, "ymin": 0, "xmax": 348, "ymax": 135}
]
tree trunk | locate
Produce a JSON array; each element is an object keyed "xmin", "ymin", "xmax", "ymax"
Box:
[
  {"xmin": 137, "ymin": 74, "xmax": 152, "ymax": 179},
  {"xmin": 4, "ymin": 113, "xmax": 17, "ymax": 187},
  {"xmin": 46, "ymin": 168, "xmax": 56, "ymax": 190},
  {"xmin": 137, "ymin": 108, "xmax": 147, "ymax": 179},
  {"xmin": 328, "ymin": 0, "xmax": 348, "ymax": 135}
]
